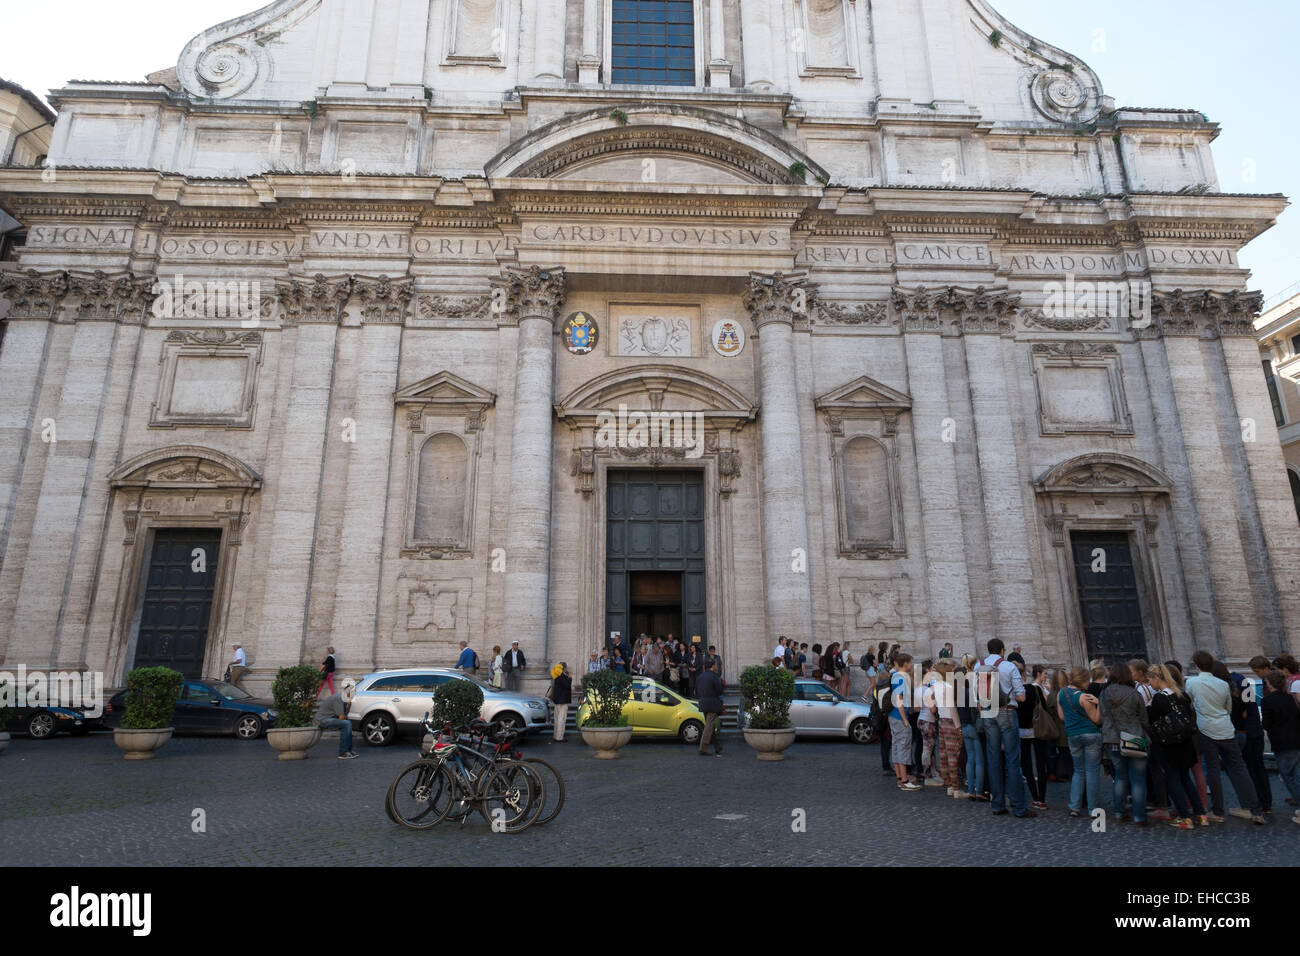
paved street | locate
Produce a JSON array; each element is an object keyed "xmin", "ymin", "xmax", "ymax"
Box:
[{"xmin": 1, "ymin": 731, "xmax": 1292, "ymax": 867}]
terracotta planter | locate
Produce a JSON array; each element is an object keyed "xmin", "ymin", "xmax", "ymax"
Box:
[
  {"xmin": 743, "ymin": 726, "xmax": 797, "ymax": 761},
  {"xmin": 266, "ymin": 726, "xmax": 323, "ymax": 761},
  {"xmin": 0, "ymin": 731, "xmax": 10, "ymax": 754},
  {"xmin": 113, "ymin": 727, "xmax": 174, "ymax": 760},
  {"xmin": 580, "ymin": 725, "xmax": 633, "ymax": 759}
]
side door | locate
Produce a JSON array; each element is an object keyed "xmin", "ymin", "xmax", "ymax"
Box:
[
  {"xmin": 396, "ymin": 674, "xmax": 446, "ymax": 726},
  {"xmin": 176, "ymin": 682, "xmax": 218, "ymax": 733},
  {"xmin": 628, "ymin": 678, "xmax": 657, "ymax": 734},
  {"xmin": 641, "ymin": 685, "xmax": 682, "ymax": 735},
  {"xmin": 799, "ymin": 683, "xmax": 843, "ymax": 735}
]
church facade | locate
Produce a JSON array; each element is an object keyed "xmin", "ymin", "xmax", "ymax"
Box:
[{"xmin": 1, "ymin": 0, "xmax": 1296, "ymax": 692}]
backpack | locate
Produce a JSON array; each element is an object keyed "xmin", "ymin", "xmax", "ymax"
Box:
[
  {"xmin": 472, "ymin": 650, "xmax": 479, "ymax": 670},
  {"xmin": 975, "ymin": 661, "xmax": 1011, "ymax": 710},
  {"xmin": 1152, "ymin": 695, "xmax": 1197, "ymax": 747}
]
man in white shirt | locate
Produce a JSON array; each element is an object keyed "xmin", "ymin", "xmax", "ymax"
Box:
[
  {"xmin": 227, "ymin": 642, "xmax": 248, "ymax": 687},
  {"xmin": 772, "ymin": 636, "xmax": 787, "ymax": 661},
  {"xmin": 1185, "ymin": 650, "xmax": 1264, "ymax": 824},
  {"xmin": 978, "ymin": 638, "xmax": 1033, "ymax": 817}
]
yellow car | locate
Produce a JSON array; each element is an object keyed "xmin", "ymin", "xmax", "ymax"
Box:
[{"xmin": 576, "ymin": 677, "xmax": 706, "ymax": 745}]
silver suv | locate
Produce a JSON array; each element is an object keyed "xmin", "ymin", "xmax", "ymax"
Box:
[{"xmin": 349, "ymin": 668, "xmax": 550, "ymax": 746}]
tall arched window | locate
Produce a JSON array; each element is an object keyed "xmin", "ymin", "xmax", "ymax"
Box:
[{"xmin": 414, "ymin": 433, "xmax": 468, "ymax": 543}]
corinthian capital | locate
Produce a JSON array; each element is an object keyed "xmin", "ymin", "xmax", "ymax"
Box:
[
  {"xmin": 499, "ymin": 266, "xmax": 567, "ymax": 324},
  {"xmin": 743, "ymin": 271, "xmax": 814, "ymax": 329}
]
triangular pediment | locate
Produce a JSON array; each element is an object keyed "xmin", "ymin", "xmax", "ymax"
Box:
[
  {"xmin": 815, "ymin": 376, "xmax": 912, "ymax": 413},
  {"xmin": 394, "ymin": 371, "xmax": 495, "ymax": 409}
]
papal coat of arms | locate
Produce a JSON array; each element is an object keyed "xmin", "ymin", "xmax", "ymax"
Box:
[
  {"xmin": 712, "ymin": 319, "xmax": 745, "ymax": 356},
  {"xmin": 562, "ymin": 311, "xmax": 599, "ymax": 354}
]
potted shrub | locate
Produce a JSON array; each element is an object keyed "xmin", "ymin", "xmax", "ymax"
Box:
[
  {"xmin": 577, "ymin": 668, "xmax": 633, "ymax": 759},
  {"xmin": 266, "ymin": 665, "xmax": 324, "ymax": 760},
  {"xmin": 740, "ymin": 666, "xmax": 797, "ymax": 761},
  {"xmin": 421, "ymin": 678, "xmax": 485, "ymax": 753},
  {"xmin": 0, "ymin": 679, "xmax": 13, "ymax": 754},
  {"xmin": 113, "ymin": 666, "xmax": 183, "ymax": 760}
]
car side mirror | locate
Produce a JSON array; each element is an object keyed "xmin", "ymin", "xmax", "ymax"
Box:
[{"xmin": 210, "ymin": 698, "xmax": 222, "ymax": 705}]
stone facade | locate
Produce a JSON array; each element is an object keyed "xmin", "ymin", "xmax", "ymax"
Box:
[{"xmin": 1, "ymin": 0, "xmax": 1296, "ymax": 693}]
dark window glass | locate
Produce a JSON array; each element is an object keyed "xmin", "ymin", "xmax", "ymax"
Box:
[
  {"xmin": 611, "ymin": 1, "xmax": 695, "ymax": 86},
  {"xmin": 1264, "ymin": 361, "xmax": 1286, "ymax": 427}
]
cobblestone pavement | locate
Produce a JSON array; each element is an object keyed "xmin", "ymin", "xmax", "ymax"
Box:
[{"xmin": 1, "ymin": 732, "xmax": 1292, "ymax": 867}]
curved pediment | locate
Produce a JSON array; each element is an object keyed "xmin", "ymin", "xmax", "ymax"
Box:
[
  {"xmin": 557, "ymin": 365, "xmax": 757, "ymax": 423},
  {"xmin": 109, "ymin": 445, "xmax": 263, "ymax": 489},
  {"xmin": 487, "ymin": 105, "xmax": 827, "ymax": 187},
  {"xmin": 1035, "ymin": 453, "xmax": 1172, "ymax": 494}
]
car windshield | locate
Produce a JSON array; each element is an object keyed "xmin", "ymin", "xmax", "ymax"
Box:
[
  {"xmin": 208, "ymin": 681, "xmax": 253, "ymax": 701},
  {"xmin": 802, "ymin": 682, "xmax": 843, "ymax": 701}
]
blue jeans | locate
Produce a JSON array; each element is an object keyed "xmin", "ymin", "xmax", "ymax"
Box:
[
  {"xmin": 1276, "ymin": 750, "xmax": 1300, "ymax": 805},
  {"xmin": 982, "ymin": 709, "xmax": 1028, "ymax": 815},
  {"xmin": 1110, "ymin": 747, "xmax": 1148, "ymax": 823},
  {"xmin": 1067, "ymin": 733, "xmax": 1102, "ymax": 813},
  {"xmin": 962, "ymin": 723, "xmax": 985, "ymax": 796},
  {"xmin": 320, "ymin": 717, "xmax": 353, "ymax": 755}
]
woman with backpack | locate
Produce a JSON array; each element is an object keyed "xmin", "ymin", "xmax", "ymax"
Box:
[
  {"xmin": 1018, "ymin": 663, "xmax": 1050, "ymax": 810},
  {"xmin": 1147, "ymin": 664, "xmax": 1207, "ymax": 829},
  {"xmin": 1058, "ymin": 666, "xmax": 1103, "ymax": 817},
  {"xmin": 957, "ymin": 658, "xmax": 987, "ymax": 800},
  {"xmin": 1101, "ymin": 662, "xmax": 1153, "ymax": 826}
]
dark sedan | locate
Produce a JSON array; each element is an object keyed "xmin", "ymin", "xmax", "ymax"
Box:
[
  {"xmin": 5, "ymin": 705, "xmax": 95, "ymax": 740},
  {"xmin": 106, "ymin": 679, "xmax": 277, "ymax": 740}
]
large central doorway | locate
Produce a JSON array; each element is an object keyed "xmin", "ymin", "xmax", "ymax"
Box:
[
  {"xmin": 132, "ymin": 528, "xmax": 222, "ymax": 679},
  {"xmin": 1070, "ymin": 530, "xmax": 1150, "ymax": 664},
  {"xmin": 606, "ymin": 470, "xmax": 706, "ymax": 645}
]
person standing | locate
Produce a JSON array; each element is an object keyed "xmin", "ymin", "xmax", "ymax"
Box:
[
  {"xmin": 489, "ymin": 645, "xmax": 504, "ymax": 688},
  {"xmin": 890, "ymin": 653, "xmax": 920, "ymax": 791},
  {"xmin": 644, "ymin": 640, "xmax": 664, "ymax": 686},
  {"xmin": 1228, "ymin": 667, "xmax": 1271, "ymax": 817},
  {"xmin": 1147, "ymin": 664, "xmax": 1207, "ymax": 829},
  {"xmin": 1260, "ymin": 669, "xmax": 1300, "ymax": 825},
  {"xmin": 934, "ymin": 659, "xmax": 963, "ymax": 798},
  {"xmin": 939, "ymin": 643, "xmax": 954, "ymax": 660},
  {"xmin": 838, "ymin": 643, "xmax": 854, "ymax": 697},
  {"xmin": 1100, "ymin": 662, "xmax": 1152, "ymax": 826},
  {"xmin": 1059, "ymin": 666, "xmax": 1102, "ymax": 817},
  {"xmin": 455, "ymin": 641, "xmax": 478, "ymax": 674},
  {"xmin": 686, "ymin": 643, "xmax": 703, "ymax": 697},
  {"xmin": 501, "ymin": 641, "xmax": 526, "ymax": 692},
  {"xmin": 314, "ymin": 691, "xmax": 358, "ymax": 760},
  {"xmin": 1185, "ymin": 651, "xmax": 1265, "ymax": 824},
  {"xmin": 315, "ymin": 646, "xmax": 337, "ymax": 697},
  {"xmin": 1019, "ymin": 663, "xmax": 1049, "ymax": 810},
  {"xmin": 697, "ymin": 660, "xmax": 725, "ymax": 756},
  {"xmin": 588, "ymin": 651, "xmax": 602, "ymax": 674},
  {"xmin": 957, "ymin": 658, "xmax": 986, "ymax": 800},
  {"xmin": 550, "ymin": 663, "xmax": 572, "ymax": 743},
  {"xmin": 978, "ymin": 639, "xmax": 1034, "ymax": 818},
  {"xmin": 227, "ymin": 642, "xmax": 248, "ymax": 688}
]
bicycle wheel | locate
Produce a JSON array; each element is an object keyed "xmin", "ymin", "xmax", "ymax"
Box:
[
  {"xmin": 522, "ymin": 756, "xmax": 565, "ymax": 826},
  {"xmin": 387, "ymin": 759, "xmax": 456, "ymax": 830},
  {"xmin": 476, "ymin": 761, "xmax": 542, "ymax": 833}
]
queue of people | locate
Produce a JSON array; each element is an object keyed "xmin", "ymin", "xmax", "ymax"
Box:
[{"xmin": 874, "ymin": 642, "xmax": 1300, "ymax": 828}]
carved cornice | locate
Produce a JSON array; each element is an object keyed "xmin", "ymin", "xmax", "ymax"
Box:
[
  {"xmin": 1021, "ymin": 308, "xmax": 1113, "ymax": 333},
  {"xmin": 71, "ymin": 271, "xmax": 156, "ymax": 324},
  {"xmin": 498, "ymin": 266, "xmax": 566, "ymax": 324},
  {"xmin": 418, "ymin": 294, "xmax": 492, "ymax": 321},
  {"xmin": 1145, "ymin": 289, "xmax": 1263, "ymax": 339},
  {"xmin": 744, "ymin": 271, "xmax": 813, "ymax": 330},
  {"xmin": 0, "ymin": 269, "xmax": 70, "ymax": 320},
  {"xmin": 165, "ymin": 329, "xmax": 263, "ymax": 346},
  {"xmin": 814, "ymin": 299, "xmax": 890, "ymax": 327}
]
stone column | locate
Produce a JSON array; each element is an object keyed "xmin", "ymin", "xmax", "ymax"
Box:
[
  {"xmin": 745, "ymin": 272, "xmax": 815, "ymax": 642},
  {"xmin": 532, "ymin": 0, "xmax": 567, "ymax": 82},
  {"xmin": 579, "ymin": 0, "xmax": 600, "ymax": 83},
  {"xmin": 738, "ymin": 0, "xmax": 776, "ymax": 89},
  {"xmin": 500, "ymin": 267, "xmax": 567, "ymax": 662},
  {"xmin": 707, "ymin": 0, "xmax": 731, "ymax": 87}
]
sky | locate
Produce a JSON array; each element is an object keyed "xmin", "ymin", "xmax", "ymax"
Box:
[{"xmin": 1, "ymin": 0, "xmax": 1295, "ymax": 301}]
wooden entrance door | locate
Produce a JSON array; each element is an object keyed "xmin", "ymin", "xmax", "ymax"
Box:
[
  {"xmin": 1070, "ymin": 530, "xmax": 1149, "ymax": 664},
  {"xmin": 132, "ymin": 529, "xmax": 222, "ymax": 679}
]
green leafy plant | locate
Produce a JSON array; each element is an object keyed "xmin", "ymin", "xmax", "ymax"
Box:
[
  {"xmin": 920, "ymin": 101, "xmax": 938, "ymax": 111},
  {"xmin": 423, "ymin": 87, "xmax": 434, "ymax": 102},
  {"xmin": 1058, "ymin": 62, "xmax": 1074, "ymax": 73},
  {"xmin": 120, "ymin": 667, "xmax": 184, "ymax": 730},
  {"xmin": 609, "ymin": 108, "xmax": 629, "ymax": 125},
  {"xmin": 271, "ymin": 665, "xmax": 321, "ymax": 728},
  {"xmin": 788, "ymin": 161, "xmax": 808, "ymax": 183},
  {"xmin": 580, "ymin": 668, "xmax": 632, "ymax": 727},
  {"xmin": 429, "ymin": 678, "xmax": 484, "ymax": 731},
  {"xmin": 304, "ymin": 99, "xmax": 319, "ymax": 120},
  {"xmin": 739, "ymin": 666, "xmax": 795, "ymax": 730},
  {"xmin": 988, "ymin": 29, "xmax": 1004, "ymax": 47}
]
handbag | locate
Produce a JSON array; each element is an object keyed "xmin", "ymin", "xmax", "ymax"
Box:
[
  {"xmin": 1032, "ymin": 688, "xmax": 1062, "ymax": 741},
  {"xmin": 1119, "ymin": 731, "xmax": 1149, "ymax": 758},
  {"xmin": 667, "ymin": 665, "xmax": 679, "ymax": 683}
]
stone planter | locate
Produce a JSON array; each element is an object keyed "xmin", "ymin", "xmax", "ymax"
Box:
[
  {"xmin": 113, "ymin": 727, "xmax": 174, "ymax": 761},
  {"xmin": 0, "ymin": 731, "xmax": 10, "ymax": 754},
  {"xmin": 743, "ymin": 726, "xmax": 797, "ymax": 761},
  {"xmin": 266, "ymin": 726, "xmax": 323, "ymax": 761},
  {"xmin": 580, "ymin": 725, "xmax": 633, "ymax": 759}
]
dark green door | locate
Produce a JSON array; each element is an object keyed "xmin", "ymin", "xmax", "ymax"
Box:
[
  {"xmin": 606, "ymin": 470, "xmax": 706, "ymax": 645},
  {"xmin": 1070, "ymin": 530, "xmax": 1149, "ymax": 664},
  {"xmin": 133, "ymin": 529, "xmax": 222, "ymax": 679}
]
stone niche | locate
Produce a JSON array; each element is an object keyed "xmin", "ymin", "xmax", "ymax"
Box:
[{"xmin": 1031, "ymin": 342, "xmax": 1133, "ymax": 436}]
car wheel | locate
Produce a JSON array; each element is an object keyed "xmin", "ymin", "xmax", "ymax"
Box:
[
  {"xmin": 234, "ymin": 714, "xmax": 263, "ymax": 740},
  {"xmin": 27, "ymin": 712, "xmax": 56, "ymax": 740},
  {"xmin": 362, "ymin": 712, "xmax": 396, "ymax": 747},
  {"xmin": 849, "ymin": 718, "xmax": 874, "ymax": 745},
  {"xmin": 495, "ymin": 712, "xmax": 524, "ymax": 733},
  {"xmin": 678, "ymin": 719, "xmax": 703, "ymax": 745}
]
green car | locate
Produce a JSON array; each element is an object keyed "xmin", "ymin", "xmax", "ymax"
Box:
[{"xmin": 577, "ymin": 677, "xmax": 705, "ymax": 745}]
